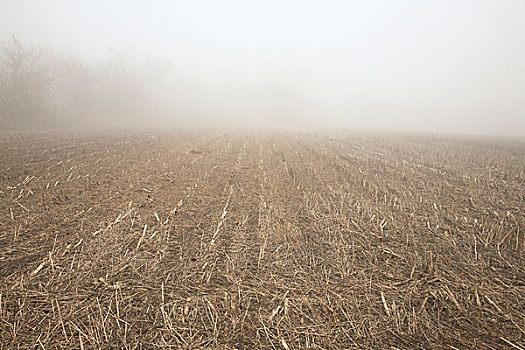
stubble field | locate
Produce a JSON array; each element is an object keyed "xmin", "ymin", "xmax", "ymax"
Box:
[{"xmin": 0, "ymin": 130, "xmax": 524, "ymax": 349}]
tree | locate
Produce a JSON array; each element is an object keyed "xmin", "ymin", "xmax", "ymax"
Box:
[
  {"xmin": 0, "ymin": 38, "xmax": 174, "ymax": 127},
  {"xmin": 92, "ymin": 49, "xmax": 172, "ymax": 125},
  {"xmin": 47, "ymin": 53, "xmax": 96, "ymax": 121},
  {"xmin": 0, "ymin": 36, "xmax": 52, "ymax": 125}
]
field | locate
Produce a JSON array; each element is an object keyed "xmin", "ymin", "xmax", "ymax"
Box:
[{"xmin": 0, "ymin": 130, "xmax": 524, "ymax": 349}]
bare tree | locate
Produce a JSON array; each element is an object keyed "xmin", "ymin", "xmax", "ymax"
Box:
[
  {"xmin": 0, "ymin": 38, "xmax": 174, "ymax": 127},
  {"xmin": 0, "ymin": 36, "xmax": 53, "ymax": 125},
  {"xmin": 47, "ymin": 53, "xmax": 96, "ymax": 121},
  {"xmin": 92, "ymin": 49, "xmax": 172, "ymax": 125}
]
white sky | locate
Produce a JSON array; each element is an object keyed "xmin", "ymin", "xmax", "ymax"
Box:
[{"xmin": 1, "ymin": 0, "xmax": 524, "ymax": 134}]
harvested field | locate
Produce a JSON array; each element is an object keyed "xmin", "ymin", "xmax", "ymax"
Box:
[{"xmin": 0, "ymin": 130, "xmax": 524, "ymax": 349}]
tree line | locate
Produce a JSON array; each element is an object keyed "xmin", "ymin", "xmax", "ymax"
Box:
[{"xmin": 0, "ymin": 36, "xmax": 169, "ymax": 128}]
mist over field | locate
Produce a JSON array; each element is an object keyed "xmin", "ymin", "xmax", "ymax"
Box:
[
  {"xmin": 1, "ymin": 0, "xmax": 524, "ymax": 134},
  {"xmin": 2, "ymin": 2, "xmax": 525, "ymax": 348}
]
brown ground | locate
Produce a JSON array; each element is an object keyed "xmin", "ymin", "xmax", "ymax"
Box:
[{"xmin": 0, "ymin": 130, "xmax": 524, "ymax": 349}]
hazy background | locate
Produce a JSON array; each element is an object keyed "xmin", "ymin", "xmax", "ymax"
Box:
[{"xmin": 0, "ymin": 0, "xmax": 524, "ymax": 135}]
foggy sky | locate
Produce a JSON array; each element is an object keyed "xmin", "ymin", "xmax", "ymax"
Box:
[{"xmin": 1, "ymin": 0, "xmax": 524, "ymax": 135}]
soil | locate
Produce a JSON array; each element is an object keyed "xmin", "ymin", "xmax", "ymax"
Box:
[{"xmin": 0, "ymin": 130, "xmax": 524, "ymax": 349}]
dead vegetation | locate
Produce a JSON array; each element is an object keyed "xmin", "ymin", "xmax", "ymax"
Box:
[{"xmin": 0, "ymin": 130, "xmax": 524, "ymax": 349}]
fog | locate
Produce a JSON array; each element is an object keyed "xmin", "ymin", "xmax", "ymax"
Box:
[{"xmin": 1, "ymin": 0, "xmax": 524, "ymax": 135}]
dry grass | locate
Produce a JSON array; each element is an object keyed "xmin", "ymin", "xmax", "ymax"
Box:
[{"xmin": 0, "ymin": 130, "xmax": 524, "ymax": 349}]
